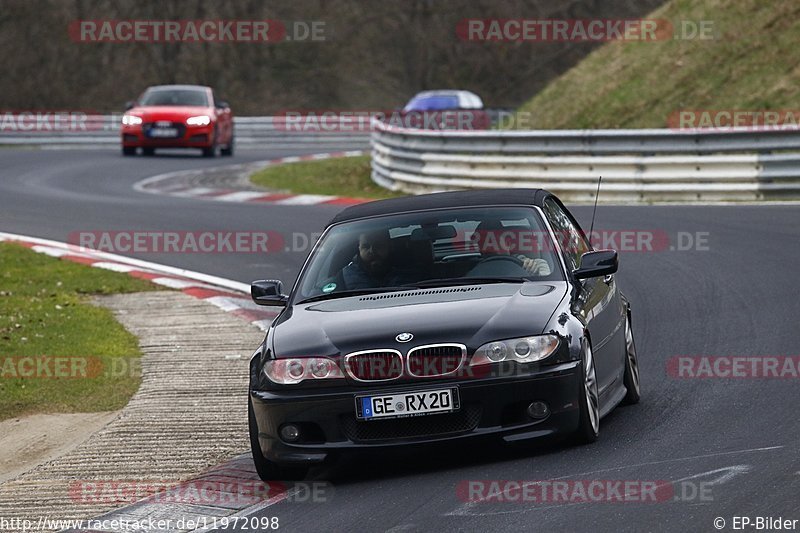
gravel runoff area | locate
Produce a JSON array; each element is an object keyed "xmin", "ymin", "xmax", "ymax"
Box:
[{"xmin": 0, "ymin": 291, "xmax": 265, "ymax": 532}]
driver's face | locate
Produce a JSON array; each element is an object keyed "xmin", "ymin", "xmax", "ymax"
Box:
[
  {"xmin": 476, "ymin": 229, "xmax": 512, "ymax": 255},
  {"xmin": 359, "ymin": 233, "xmax": 390, "ymax": 273}
]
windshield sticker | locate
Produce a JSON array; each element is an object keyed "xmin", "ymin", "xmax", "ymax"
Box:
[{"xmin": 322, "ymin": 282, "xmax": 337, "ymax": 293}]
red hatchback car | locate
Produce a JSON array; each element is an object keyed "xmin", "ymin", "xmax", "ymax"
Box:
[{"xmin": 121, "ymin": 84, "xmax": 234, "ymax": 157}]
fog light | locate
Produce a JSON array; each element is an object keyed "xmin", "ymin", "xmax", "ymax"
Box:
[
  {"xmin": 280, "ymin": 424, "xmax": 300, "ymax": 442},
  {"xmin": 527, "ymin": 401, "xmax": 550, "ymax": 419}
]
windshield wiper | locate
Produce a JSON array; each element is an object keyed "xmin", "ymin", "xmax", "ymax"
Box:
[
  {"xmin": 409, "ymin": 277, "xmax": 526, "ymax": 288},
  {"xmin": 297, "ymin": 286, "xmax": 419, "ymax": 304}
]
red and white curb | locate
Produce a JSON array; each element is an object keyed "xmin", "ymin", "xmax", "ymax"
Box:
[
  {"xmin": 133, "ymin": 150, "xmax": 370, "ymax": 206},
  {"xmin": 0, "ymin": 232, "xmax": 310, "ymax": 528},
  {"xmin": 0, "ymin": 232, "xmax": 279, "ymax": 331}
]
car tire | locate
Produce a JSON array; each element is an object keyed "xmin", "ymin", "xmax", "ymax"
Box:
[
  {"xmin": 248, "ymin": 398, "xmax": 308, "ymax": 482},
  {"xmin": 621, "ymin": 314, "xmax": 641, "ymax": 405},
  {"xmin": 202, "ymin": 129, "xmax": 218, "ymax": 158},
  {"xmin": 142, "ymin": 147, "xmax": 155, "ymax": 156},
  {"xmin": 575, "ymin": 339, "xmax": 600, "ymax": 444},
  {"xmin": 220, "ymin": 135, "xmax": 234, "ymax": 157},
  {"xmin": 122, "ymin": 146, "xmax": 136, "ymax": 156}
]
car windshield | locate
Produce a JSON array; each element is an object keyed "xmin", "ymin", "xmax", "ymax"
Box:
[
  {"xmin": 139, "ymin": 89, "xmax": 209, "ymax": 107},
  {"xmin": 295, "ymin": 206, "xmax": 564, "ymax": 302},
  {"xmin": 403, "ymin": 95, "xmax": 460, "ymax": 111}
]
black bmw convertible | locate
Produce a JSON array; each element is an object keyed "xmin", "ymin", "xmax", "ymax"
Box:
[{"xmin": 248, "ymin": 189, "xmax": 640, "ymax": 480}]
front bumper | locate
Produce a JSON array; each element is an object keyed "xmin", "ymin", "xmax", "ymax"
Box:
[
  {"xmin": 120, "ymin": 123, "xmax": 214, "ymax": 148},
  {"xmin": 250, "ymin": 360, "xmax": 581, "ymax": 465}
]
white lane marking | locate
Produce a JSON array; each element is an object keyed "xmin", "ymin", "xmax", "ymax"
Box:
[
  {"xmin": 274, "ymin": 194, "xmax": 334, "ymax": 205},
  {"xmin": 555, "ymin": 445, "xmax": 783, "ymax": 479},
  {"xmin": 0, "ymin": 232, "xmax": 250, "ymax": 294},
  {"xmin": 671, "ymin": 464, "xmax": 752, "ymax": 486},
  {"xmin": 643, "ymin": 464, "xmax": 754, "ymax": 509},
  {"xmin": 30, "ymin": 245, "xmax": 75, "ymax": 257},
  {"xmin": 446, "ymin": 445, "xmax": 783, "ymax": 517},
  {"xmin": 131, "ymin": 151, "xmax": 366, "ymax": 199},
  {"xmin": 186, "ymin": 486, "xmax": 304, "ymax": 533},
  {"xmin": 91, "ymin": 261, "xmax": 138, "ymax": 272},
  {"xmin": 215, "ymin": 191, "xmax": 274, "ymax": 202},
  {"xmin": 132, "ymin": 169, "xmax": 195, "ymax": 192},
  {"xmin": 151, "ymin": 276, "xmax": 198, "ymax": 289},
  {"xmin": 450, "ymin": 465, "xmax": 752, "ymax": 517},
  {"xmin": 205, "ymin": 296, "xmax": 243, "ymax": 312},
  {"xmin": 169, "ymin": 187, "xmax": 219, "ymax": 197}
]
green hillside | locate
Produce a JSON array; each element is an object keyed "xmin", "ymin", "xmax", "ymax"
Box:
[{"xmin": 515, "ymin": 0, "xmax": 800, "ymax": 129}]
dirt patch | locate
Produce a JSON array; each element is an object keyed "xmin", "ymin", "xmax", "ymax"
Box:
[{"xmin": 0, "ymin": 411, "xmax": 118, "ymax": 483}]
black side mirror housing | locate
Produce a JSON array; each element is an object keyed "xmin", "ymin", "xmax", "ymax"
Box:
[
  {"xmin": 216, "ymin": 100, "xmax": 230, "ymax": 109},
  {"xmin": 573, "ymin": 250, "xmax": 618, "ymax": 279},
  {"xmin": 124, "ymin": 101, "xmax": 135, "ymax": 111},
  {"xmin": 251, "ymin": 280, "xmax": 288, "ymax": 306}
]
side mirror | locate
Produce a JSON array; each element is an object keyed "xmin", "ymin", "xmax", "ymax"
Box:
[
  {"xmin": 216, "ymin": 100, "xmax": 230, "ymax": 109},
  {"xmin": 251, "ymin": 280, "xmax": 288, "ymax": 306},
  {"xmin": 124, "ymin": 101, "xmax": 135, "ymax": 111},
  {"xmin": 573, "ymin": 250, "xmax": 618, "ymax": 280}
]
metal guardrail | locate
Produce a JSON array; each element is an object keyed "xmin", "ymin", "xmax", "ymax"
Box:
[
  {"xmin": 370, "ymin": 120, "xmax": 800, "ymax": 202},
  {"xmin": 0, "ymin": 115, "xmax": 371, "ymax": 150}
]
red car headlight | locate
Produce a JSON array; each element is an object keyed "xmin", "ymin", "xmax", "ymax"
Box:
[
  {"xmin": 186, "ymin": 115, "xmax": 212, "ymax": 126},
  {"xmin": 122, "ymin": 114, "xmax": 143, "ymax": 126}
]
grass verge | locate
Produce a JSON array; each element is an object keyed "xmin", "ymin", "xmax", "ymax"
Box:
[
  {"xmin": 514, "ymin": 0, "xmax": 800, "ymax": 129},
  {"xmin": 250, "ymin": 155, "xmax": 403, "ymax": 199},
  {"xmin": 0, "ymin": 242, "xmax": 157, "ymax": 421}
]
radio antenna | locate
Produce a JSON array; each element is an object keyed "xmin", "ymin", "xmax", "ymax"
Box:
[{"xmin": 588, "ymin": 176, "xmax": 602, "ymax": 245}]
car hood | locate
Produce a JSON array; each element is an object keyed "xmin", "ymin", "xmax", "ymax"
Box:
[
  {"xmin": 271, "ymin": 282, "xmax": 568, "ymax": 358},
  {"xmin": 127, "ymin": 106, "xmax": 214, "ymax": 121}
]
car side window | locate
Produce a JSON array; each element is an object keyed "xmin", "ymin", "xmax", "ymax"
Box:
[{"xmin": 542, "ymin": 198, "xmax": 590, "ymax": 271}]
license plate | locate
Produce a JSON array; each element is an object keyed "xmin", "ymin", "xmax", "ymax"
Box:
[
  {"xmin": 355, "ymin": 388, "xmax": 459, "ymax": 420},
  {"xmin": 148, "ymin": 128, "xmax": 178, "ymax": 138}
]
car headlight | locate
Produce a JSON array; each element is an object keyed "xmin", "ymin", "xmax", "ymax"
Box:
[
  {"xmin": 470, "ymin": 335, "xmax": 559, "ymax": 366},
  {"xmin": 263, "ymin": 357, "xmax": 345, "ymax": 385},
  {"xmin": 122, "ymin": 114, "xmax": 143, "ymax": 126},
  {"xmin": 186, "ymin": 115, "xmax": 211, "ymax": 126}
]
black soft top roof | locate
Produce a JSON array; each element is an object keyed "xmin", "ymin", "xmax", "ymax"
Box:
[{"xmin": 329, "ymin": 189, "xmax": 550, "ymax": 225}]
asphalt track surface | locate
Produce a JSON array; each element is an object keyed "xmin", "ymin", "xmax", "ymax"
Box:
[{"xmin": 1, "ymin": 148, "xmax": 798, "ymax": 532}]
